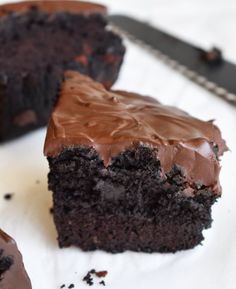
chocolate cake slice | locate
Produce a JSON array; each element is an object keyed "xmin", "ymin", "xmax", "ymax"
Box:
[
  {"xmin": 44, "ymin": 71, "xmax": 227, "ymax": 253},
  {"xmin": 0, "ymin": 229, "xmax": 32, "ymax": 288},
  {"xmin": 0, "ymin": 0, "xmax": 125, "ymax": 141}
]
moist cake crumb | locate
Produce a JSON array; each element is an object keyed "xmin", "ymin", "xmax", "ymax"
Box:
[
  {"xmin": 83, "ymin": 270, "xmax": 94, "ymax": 286},
  {"xmin": 82, "ymin": 269, "xmax": 108, "ymax": 286},
  {"xmin": 95, "ymin": 271, "xmax": 108, "ymax": 278},
  {"xmin": 200, "ymin": 47, "xmax": 223, "ymax": 65},
  {"xmin": 3, "ymin": 193, "xmax": 13, "ymax": 200}
]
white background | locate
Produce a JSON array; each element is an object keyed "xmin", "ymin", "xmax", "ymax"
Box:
[{"xmin": 0, "ymin": 0, "xmax": 236, "ymax": 288}]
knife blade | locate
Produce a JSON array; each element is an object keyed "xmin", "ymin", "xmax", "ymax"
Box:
[{"xmin": 108, "ymin": 15, "xmax": 236, "ymax": 106}]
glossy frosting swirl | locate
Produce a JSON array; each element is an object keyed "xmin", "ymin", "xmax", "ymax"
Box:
[
  {"xmin": 0, "ymin": 229, "xmax": 32, "ymax": 289},
  {"xmin": 44, "ymin": 71, "xmax": 227, "ymax": 194}
]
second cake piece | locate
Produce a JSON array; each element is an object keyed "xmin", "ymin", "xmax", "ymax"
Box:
[
  {"xmin": 0, "ymin": 0, "xmax": 125, "ymax": 141},
  {"xmin": 44, "ymin": 71, "xmax": 227, "ymax": 253}
]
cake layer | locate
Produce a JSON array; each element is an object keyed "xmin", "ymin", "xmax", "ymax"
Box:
[
  {"xmin": 48, "ymin": 146, "xmax": 218, "ymax": 252},
  {"xmin": 0, "ymin": 229, "xmax": 32, "ymax": 288},
  {"xmin": 45, "ymin": 71, "xmax": 227, "ymax": 195},
  {"xmin": 0, "ymin": 2, "xmax": 125, "ymax": 141}
]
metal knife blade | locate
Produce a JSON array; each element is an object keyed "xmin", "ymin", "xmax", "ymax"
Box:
[{"xmin": 108, "ymin": 15, "xmax": 236, "ymax": 106}]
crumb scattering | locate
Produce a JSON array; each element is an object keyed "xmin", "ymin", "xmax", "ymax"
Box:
[
  {"xmin": 95, "ymin": 271, "xmax": 108, "ymax": 278},
  {"xmin": 60, "ymin": 285, "xmax": 65, "ymax": 288},
  {"xmin": 4, "ymin": 193, "xmax": 14, "ymax": 200},
  {"xmin": 83, "ymin": 269, "xmax": 108, "ymax": 286},
  {"xmin": 99, "ymin": 280, "xmax": 106, "ymax": 286},
  {"xmin": 83, "ymin": 270, "xmax": 94, "ymax": 286},
  {"xmin": 68, "ymin": 284, "xmax": 74, "ymax": 289}
]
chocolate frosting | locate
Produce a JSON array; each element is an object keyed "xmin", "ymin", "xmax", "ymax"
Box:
[
  {"xmin": 0, "ymin": 229, "xmax": 32, "ymax": 289},
  {"xmin": 0, "ymin": 0, "xmax": 107, "ymax": 17},
  {"xmin": 44, "ymin": 71, "xmax": 227, "ymax": 195}
]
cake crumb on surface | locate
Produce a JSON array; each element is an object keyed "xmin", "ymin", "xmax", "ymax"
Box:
[
  {"xmin": 83, "ymin": 269, "xmax": 108, "ymax": 286},
  {"xmin": 95, "ymin": 271, "xmax": 108, "ymax": 278},
  {"xmin": 4, "ymin": 193, "xmax": 14, "ymax": 200}
]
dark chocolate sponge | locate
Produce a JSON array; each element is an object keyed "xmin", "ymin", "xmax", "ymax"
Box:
[
  {"xmin": 48, "ymin": 146, "xmax": 218, "ymax": 252},
  {"xmin": 45, "ymin": 72, "xmax": 227, "ymax": 253},
  {"xmin": 0, "ymin": 2, "xmax": 125, "ymax": 141}
]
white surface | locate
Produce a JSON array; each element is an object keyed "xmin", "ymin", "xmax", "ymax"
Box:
[{"xmin": 0, "ymin": 0, "xmax": 236, "ymax": 288}]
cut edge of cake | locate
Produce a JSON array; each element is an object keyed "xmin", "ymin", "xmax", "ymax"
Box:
[{"xmin": 44, "ymin": 71, "xmax": 227, "ymax": 253}]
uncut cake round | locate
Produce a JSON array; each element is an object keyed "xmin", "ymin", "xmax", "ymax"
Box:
[
  {"xmin": 44, "ymin": 71, "xmax": 227, "ymax": 253},
  {"xmin": 0, "ymin": 0, "xmax": 125, "ymax": 141}
]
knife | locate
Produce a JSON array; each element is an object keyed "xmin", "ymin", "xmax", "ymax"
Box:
[{"xmin": 108, "ymin": 15, "xmax": 236, "ymax": 106}]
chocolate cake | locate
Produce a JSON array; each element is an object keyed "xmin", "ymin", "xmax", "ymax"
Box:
[
  {"xmin": 44, "ymin": 71, "xmax": 227, "ymax": 253},
  {"xmin": 0, "ymin": 0, "xmax": 125, "ymax": 141},
  {"xmin": 0, "ymin": 229, "xmax": 32, "ymax": 288}
]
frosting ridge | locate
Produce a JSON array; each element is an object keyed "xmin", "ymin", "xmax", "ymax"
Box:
[{"xmin": 0, "ymin": 0, "xmax": 107, "ymax": 16}]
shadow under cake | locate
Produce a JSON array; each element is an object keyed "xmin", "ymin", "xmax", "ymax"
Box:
[
  {"xmin": 0, "ymin": 0, "xmax": 125, "ymax": 141},
  {"xmin": 44, "ymin": 71, "xmax": 227, "ymax": 253}
]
